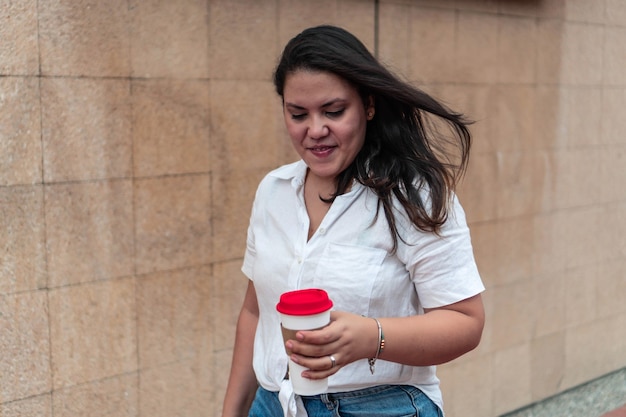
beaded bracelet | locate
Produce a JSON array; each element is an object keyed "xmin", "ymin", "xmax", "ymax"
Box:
[{"xmin": 368, "ymin": 318, "xmax": 385, "ymax": 374}]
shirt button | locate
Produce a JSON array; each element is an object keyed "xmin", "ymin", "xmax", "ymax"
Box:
[
  {"xmin": 297, "ymin": 257, "xmax": 302, "ymax": 264},
  {"xmin": 318, "ymin": 228, "xmax": 326, "ymax": 235}
]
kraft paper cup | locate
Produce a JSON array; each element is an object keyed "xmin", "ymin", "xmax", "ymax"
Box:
[{"xmin": 276, "ymin": 289, "xmax": 333, "ymax": 395}]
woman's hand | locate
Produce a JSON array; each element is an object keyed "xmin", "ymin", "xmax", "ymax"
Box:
[
  {"xmin": 284, "ymin": 311, "xmax": 379, "ymax": 380},
  {"xmin": 284, "ymin": 294, "xmax": 485, "ymax": 381}
]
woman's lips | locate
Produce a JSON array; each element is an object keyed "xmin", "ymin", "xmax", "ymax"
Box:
[{"xmin": 309, "ymin": 145, "xmax": 335, "ymax": 157}]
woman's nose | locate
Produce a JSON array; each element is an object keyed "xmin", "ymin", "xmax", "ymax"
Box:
[{"xmin": 308, "ymin": 116, "xmax": 329, "ymax": 139}]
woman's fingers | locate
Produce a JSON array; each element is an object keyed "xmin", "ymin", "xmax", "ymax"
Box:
[
  {"xmin": 285, "ymin": 311, "xmax": 377, "ymax": 379},
  {"xmin": 292, "ymin": 352, "xmax": 341, "ymax": 380}
]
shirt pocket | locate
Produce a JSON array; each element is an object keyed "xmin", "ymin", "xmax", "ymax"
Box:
[{"xmin": 312, "ymin": 242, "xmax": 386, "ymax": 316}]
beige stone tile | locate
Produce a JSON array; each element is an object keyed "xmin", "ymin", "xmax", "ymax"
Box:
[
  {"xmin": 380, "ymin": 0, "xmax": 456, "ymax": 8},
  {"xmin": 406, "ymin": 7, "xmax": 456, "ymax": 83},
  {"xmin": 598, "ymin": 147, "xmax": 626, "ymax": 207},
  {"xmin": 378, "ymin": 3, "xmax": 411, "ymax": 76},
  {"xmin": 528, "ymin": 153, "xmax": 554, "ymax": 209},
  {"xmin": 531, "ymin": 211, "xmax": 569, "ymax": 275},
  {"xmin": 0, "ymin": 185, "xmax": 46, "ymax": 294},
  {"xmin": 211, "ymin": 168, "xmax": 266, "ymax": 262},
  {"xmin": 534, "ymin": 86, "xmax": 561, "ymax": 150},
  {"xmin": 45, "ymin": 180, "xmax": 133, "ymax": 288},
  {"xmin": 596, "ymin": 258, "xmax": 626, "ymax": 318},
  {"xmin": 455, "ymin": 12, "xmax": 499, "ymax": 84},
  {"xmin": 560, "ymin": 22, "xmax": 604, "ymax": 85},
  {"xmin": 492, "ymin": 85, "xmax": 537, "ymax": 152},
  {"xmin": 535, "ymin": 0, "xmax": 576, "ymax": 20},
  {"xmin": 549, "ymin": 149, "xmax": 603, "ymax": 209},
  {"xmin": 564, "ymin": 263, "xmax": 598, "ymax": 327},
  {"xmin": 563, "ymin": 314, "xmax": 626, "ymax": 389},
  {"xmin": 457, "ymin": 0, "xmax": 499, "ymax": 13},
  {"xmin": 493, "ymin": 343, "xmax": 532, "ymax": 416},
  {"xmin": 41, "ymin": 77, "xmax": 132, "ymax": 182},
  {"xmin": 139, "ymin": 359, "xmax": 212, "ymax": 417},
  {"xmin": 596, "ymin": 201, "xmax": 626, "ymax": 261},
  {"xmin": 39, "ymin": 0, "xmax": 130, "ymax": 77},
  {"xmin": 210, "ymin": 0, "xmax": 277, "ymax": 80},
  {"xmin": 52, "ymin": 373, "xmax": 138, "ymax": 417},
  {"xmin": 441, "ymin": 354, "xmax": 494, "ymax": 417},
  {"xmin": 134, "ymin": 174, "xmax": 211, "ymax": 274},
  {"xmin": 542, "ymin": 158, "xmax": 578, "ymax": 218},
  {"xmin": 433, "ymin": 84, "xmax": 498, "ymax": 154},
  {"xmin": 211, "ymin": 349, "xmax": 233, "ymax": 417},
  {"xmin": 532, "ymin": 272, "xmax": 566, "ymax": 338},
  {"xmin": 616, "ymin": 202, "xmax": 626, "ymax": 258},
  {"xmin": 457, "ymin": 152, "xmax": 498, "ymax": 224},
  {"xmin": 604, "ymin": 27, "xmax": 626, "ymax": 86},
  {"xmin": 212, "ymin": 260, "xmax": 249, "ymax": 351},
  {"xmin": 497, "ymin": 16, "xmax": 537, "ymax": 84},
  {"xmin": 278, "ymin": 0, "xmax": 340, "ymax": 47},
  {"xmin": 335, "ymin": 1, "xmax": 376, "ymax": 50},
  {"xmin": 48, "ymin": 278, "xmax": 137, "ymax": 388},
  {"xmin": 536, "ymin": 20, "xmax": 565, "ymax": 85},
  {"xmin": 536, "ymin": 150, "xmax": 565, "ymax": 209},
  {"xmin": 495, "ymin": 151, "xmax": 543, "ymax": 219},
  {"xmin": 137, "ymin": 266, "xmax": 212, "ymax": 368},
  {"xmin": 562, "ymin": 0, "xmax": 606, "ymax": 23},
  {"xmin": 606, "ymin": 0, "xmax": 626, "ymax": 25},
  {"xmin": 561, "ymin": 87, "xmax": 603, "ymax": 147},
  {"xmin": 0, "ymin": 77, "xmax": 42, "ymax": 185},
  {"xmin": 601, "ymin": 88, "xmax": 626, "ymax": 145},
  {"xmin": 491, "ymin": 280, "xmax": 534, "ymax": 350},
  {"xmin": 492, "ymin": 217, "xmax": 534, "ymax": 285},
  {"xmin": 0, "ymin": 0, "xmax": 39, "ymax": 75},
  {"xmin": 0, "ymin": 394, "xmax": 51, "ymax": 417},
  {"xmin": 0, "ymin": 291, "xmax": 51, "ymax": 401},
  {"xmin": 530, "ymin": 332, "xmax": 565, "ymax": 401},
  {"xmin": 210, "ymin": 80, "xmax": 283, "ymax": 173},
  {"xmin": 562, "ymin": 207, "xmax": 603, "ymax": 270},
  {"xmin": 132, "ymin": 79, "xmax": 210, "ymax": 177},
  {"xmin": 130, "ymin": 0, "xmax": 209, "ymax": 79},
  {"xmin": 499, "ymin": 0, "xmax": 543, "ymax": 17}
]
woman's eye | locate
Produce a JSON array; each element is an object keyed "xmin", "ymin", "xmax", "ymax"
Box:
[
  {"xmin": 326, "ymin": 109, "xmax": 344, "ymax": 118},
  {"xmin": 290, "ymin": 113, "xmax": 306, "ymax": 120}
]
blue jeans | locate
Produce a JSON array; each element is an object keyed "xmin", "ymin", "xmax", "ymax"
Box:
[{"xmin": 248, "ymin": 385, "xmax": 443, "ymax": 417}]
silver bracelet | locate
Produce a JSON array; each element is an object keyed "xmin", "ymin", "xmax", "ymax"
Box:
[{"xmin": 368, "ymin": 318, "xmax": 385, "ymax": 374}]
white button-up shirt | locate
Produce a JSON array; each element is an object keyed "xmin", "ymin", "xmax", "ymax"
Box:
[{"xmin": 242, "ymin": 160, "xmax": 484, "ymax": 410}]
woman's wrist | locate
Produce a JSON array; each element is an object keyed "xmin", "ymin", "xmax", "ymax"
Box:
[{"xmin": 367, "ymin": 317, "xmax": 385, "ymax": 374}]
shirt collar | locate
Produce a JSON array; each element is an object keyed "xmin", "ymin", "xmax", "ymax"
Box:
[
  {"xmin": 268, "ymin": 160, "xmax": 307, "ymax": 189},
  {"xmin": 268, "ymin": 159, "xmax": 365, "ymax": 196}
]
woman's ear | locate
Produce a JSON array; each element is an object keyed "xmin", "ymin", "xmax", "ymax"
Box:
[{"xmin": 366, "ymin": 96, "xmax": 375, "ymax": 120}]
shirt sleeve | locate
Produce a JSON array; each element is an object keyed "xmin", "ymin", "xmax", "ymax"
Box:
[
  {"xmin": 241, "ymin": 187, "xmax": 260, "ymax": 281},
  {"xmin": 396, "ymin": 194, "xmax": 485, "ymax": 309}
]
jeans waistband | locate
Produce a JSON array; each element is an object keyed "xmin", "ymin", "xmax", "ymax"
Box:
[{"xmin": 301, "ymin": 384, "xmax": 417, "ymax": 400}]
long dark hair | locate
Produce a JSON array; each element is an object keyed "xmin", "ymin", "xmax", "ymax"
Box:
[{"xmin": 274, "ymin": 25, "xmax": 472, "ymax": 251}]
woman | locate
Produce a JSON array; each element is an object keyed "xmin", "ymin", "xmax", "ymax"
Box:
[{"xmin": 222, "ymin": 25, "xmax": 485, "ymax": 417}]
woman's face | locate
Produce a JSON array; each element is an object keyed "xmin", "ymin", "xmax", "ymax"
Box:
[{"xmin": 282, "ymin": 70, "xmax": 374, "ymax": 185}]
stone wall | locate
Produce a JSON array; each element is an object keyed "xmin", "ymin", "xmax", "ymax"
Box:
[{"xmin": 1, "ymin": 1, "xmax": 625, "ymax": 416}]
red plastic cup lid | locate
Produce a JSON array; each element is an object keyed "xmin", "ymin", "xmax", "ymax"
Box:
[{"xmin": 276, "ymin": 288, "xmax": 333, "ymax": 316}]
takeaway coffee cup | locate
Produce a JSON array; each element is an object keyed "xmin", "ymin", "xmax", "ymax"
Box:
[{"xmin": 276, "ymin": 288, "xmax": 333, "ymax": 395}]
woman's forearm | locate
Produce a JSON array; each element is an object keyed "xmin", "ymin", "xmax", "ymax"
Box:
[
  {"xmin": 221, "ymin": 282, "xmax": 260, "ymax": 417},
  {"xmin": 377, "ymin": 294, "xmax": 485, "ymax": 366}
]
